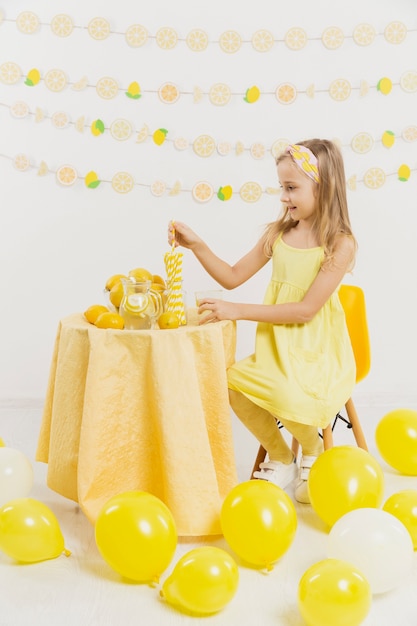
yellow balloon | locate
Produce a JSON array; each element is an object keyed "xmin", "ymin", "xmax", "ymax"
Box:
[
  {"xmin": 161, "ymin": 547, "xmax": 239, "ymax": 615},
  {"xmin": 375, "ymin": 409, "xmax": 417, "ymax": 475},
  {"xmin": 95, "ymin": 491, "xmax": 177, "ymax": 583},
  {"xmin": 0, "ymin": 497, "xmax": 68, "ymax": 563},
  {"xmin": 298, "ymin": 558, "xmax": 371, "ymax": 626},
  {"xmin": 383, "ymin": 490, "xmax": 417, "ymax": 549},
  {"xmin": 220, "ymin": 480, "xmax": 297, "ymax": 570},
  {"xmin": 0, "ymin": 437, "xmax": 5, "ymax": 447},
  {"xmin": 308, "ymin": 446, "xmax": 384, "ymax": 527}
]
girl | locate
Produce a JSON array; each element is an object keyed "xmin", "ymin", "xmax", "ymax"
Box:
[{"xmin": 168, "ymin": 139, "xmax": 356, "ymax": 504}]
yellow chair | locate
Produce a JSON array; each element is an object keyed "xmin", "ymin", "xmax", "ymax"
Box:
[{"xmin": 252, "ymin": 284, "xmax": 371, "ymax": 476}]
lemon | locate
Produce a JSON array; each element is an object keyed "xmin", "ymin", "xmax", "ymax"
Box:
[
  {"xmin": 152, "ymin": 274, "xmax": 166, "ymax": 288},
  {"xmin": 398, "ymin": 164, "xmax": 411, "ymax": 182},
  {"xmin": 381, "ymin": 130, "xmax": 395, "ymax": 148},
  {"xmin": 217, "ymin": 185, "xmax": 233, "ymax": 201},
  {"xmin": 153, "ymin": 128, "xmax": 168, "ymax": 146},
  {"xmin": 105, "ymin": 274, "xmax": 127, "ymax": 291},
  {"xmin": 158, "ymin": 312, "xmax": 180, "ymax": 329},
  {"xmin": 91, "ymin": 119, "xmax": 105, "ymax": 136},
  {"xmin": 109, "ymin": 282, "xmax": 125, "ymax": 308},
  {"xmin": 95, "ymin": 312, "xmax": 125, "ymax": 329},
  {"xmin": 85, "ymin": 170, "xmax": 101, "ymax": 188},
  {"xmin": 244, "ymin": 85, "xmax": 260, "ymax": 103},
  {"xmin": 126, "ymin": 81, "xmax": 141, "ymax": 99},
  {"xmin": 377, "ymin": 77, "xmax": 392, "ymax": 95},
  {"xmin": 84, "ymin": 304, "xmax": 109, "ymax": 324},
  {"xmin": 25, "ymin": 67, "xmax": 40, "ymax": 86},
  {"xmin": 128, "ymin": 267, "xmax": 153, "ymax": 282}
]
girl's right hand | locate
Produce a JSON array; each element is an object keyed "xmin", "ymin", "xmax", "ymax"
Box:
[{"xmin": 168, "ymin": 220, "xmax": 202, "ymax": 249}]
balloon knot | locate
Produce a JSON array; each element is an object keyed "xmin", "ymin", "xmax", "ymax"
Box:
[{"xmin": 63, "ymin": 548, "xmax": 71, "ymax": 557}]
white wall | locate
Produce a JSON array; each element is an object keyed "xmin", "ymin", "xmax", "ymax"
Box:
[{"xmin": 0, "ymin": 0, "xmax": 416, "ymax": 403}]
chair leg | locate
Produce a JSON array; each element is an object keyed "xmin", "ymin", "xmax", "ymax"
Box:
[
  {"xmin": 322, "ymin": 424, "xmax": 334, "ymax": 450},
  {"xmin": 345, "ymin": 397, "xmax": 368, "ymax": 450}
]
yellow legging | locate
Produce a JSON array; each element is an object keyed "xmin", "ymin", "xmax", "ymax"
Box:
[{"xmin": 229, "ymin": 389, "xmax": 324, "ymax": 463}]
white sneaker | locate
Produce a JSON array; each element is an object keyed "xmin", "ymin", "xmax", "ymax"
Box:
[
  {"xmin": 253, "ymin": 458, "xmax": 297, "ymax": 490},
  {"xmin": 294, "ymin": 455, "xmax": 317, "ymax": 503}
]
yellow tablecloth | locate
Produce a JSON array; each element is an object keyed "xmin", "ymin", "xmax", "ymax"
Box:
[{"xmin": 36, "ymin": 311, "xmax": 238, "ymax": 536}]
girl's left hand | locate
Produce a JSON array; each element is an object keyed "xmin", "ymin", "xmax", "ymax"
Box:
[{"xmin": 197, "ymin": 298, "xmax": 238, "ymax": 324}]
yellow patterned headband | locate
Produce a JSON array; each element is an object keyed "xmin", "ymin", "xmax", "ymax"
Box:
[{"xmin": 286, "ymin": 144, "xmax": 320, "ymax": 183}]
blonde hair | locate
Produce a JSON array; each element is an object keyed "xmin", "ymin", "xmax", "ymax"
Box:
[{"xmin": 263, "ymin": 138, "xmax": 357, "ymax": 269}]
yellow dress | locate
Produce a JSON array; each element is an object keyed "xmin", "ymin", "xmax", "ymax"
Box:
[{"xmin": 227, "ymin": 236, "xmax": 356, "ymax": 428}]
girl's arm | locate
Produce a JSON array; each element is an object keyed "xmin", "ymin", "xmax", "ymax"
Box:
[
  {"xmin": 199, "ymin": 235, "xmax": 355, "ymax": 324},
  {"xmin": 169, "ymin": 220, "xmax": 270, "ymax": 289}
]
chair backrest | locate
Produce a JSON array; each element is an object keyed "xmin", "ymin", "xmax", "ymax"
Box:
[{"xmin": 338, "ymin": 285, "xmax": 371, "ymax": 384}]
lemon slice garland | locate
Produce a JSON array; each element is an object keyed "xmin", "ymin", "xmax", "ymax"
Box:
[{"xmin": 7, "ymin": 13, "xmax": 414, "ymax": 50}]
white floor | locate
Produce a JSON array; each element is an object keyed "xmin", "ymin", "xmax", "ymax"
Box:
[{"xmin": 1, "ymin": 399, "xmax": 416, "ymax": 626}]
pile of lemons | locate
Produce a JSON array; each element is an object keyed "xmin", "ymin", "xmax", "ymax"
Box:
[{"xmin": 84, "ymin": 268, "xmax": 180, "ymax": 330}]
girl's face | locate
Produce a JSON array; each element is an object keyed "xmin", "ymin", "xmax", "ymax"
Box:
[{"xmin": 277, "ymin": 157, "xmax": 318, "ymax": 224}]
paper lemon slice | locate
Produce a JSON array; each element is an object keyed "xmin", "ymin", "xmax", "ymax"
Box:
[
  {"xmin": 284, "ymin": 27, "xmax": 307, "ymax": 50},
  {"xmin": 110, "ymin": 119, "xmax": 132, "ymax": 141},
  {"xmin": 174, "ymin": 137, "xmax": 188, "ymax": 150},
  {"xmin": 35, "ymin": 107, "xmax": 45, "ymax": 122},
  {"xmin": 252, "ymin": 29, "xmax": 274, "ymax": 52},
  {"xmin": 209, "ymin": 83, "xmax": 231, "ymax": 106},
  {"xmin": 266, "ymin": 187, "xmax": 280, "ymax": 195},
  {"xmin": 51, "ymin": 14, "xmax": 73, "ymax": 37},
  {"xmin": 271, "ymin": 139, "xmax": 290, "ymax": 158},
  {"xmin": 56, "ymin": 164, "xmax": 77, "ymax": 186},
  {"xmin": 158, "ymin": 82, "xmax": 180, "ymax": 104},
  {"xmin": 193, "ymin": 134, "xmax": 216, "ymax": 157},
  {"xmin": 10, "ymin": 101, "xmax": 29, "ymax": 118},
  {"xmin": 329, "ymin": 78, "xmax": 351, "ymax": 101},
  {"xmin": 351, "ymin": 132, "xmax": 374, "ymax": 154},
  {"xmin": 136, "ymin": 124, "xmax": 149, "ymax": 143},
  {"xmin": 250, "ymin": 143, "xmax": 266, "ymax": 159},
  {"xmin": 193, "ymin": 86, "xmax": 204, "ymax": 103},
  {"xmin": 359, "ymin": 80, "xmax": 370, "ymax": 97},
  {"xmin": 96, "ymin": 77, "xmax": 119, "ymax": 99},
  {"xmin": 217, "ymin": 142, "xmax": 232, "ymax": 156},
  {"xmin": 219, "ymin": 30, "xmax": 242, "ymax": 53},
  {"xmin": 155, "ymin": 27, "xmax": 178, "ymax": 49},
  {"xmin": 13, "ymin": 154, "xmax": 30, "ymax": 172},
  {"xmin": 276, "ymin": 83, "xmax": 297, "ymax": 104},
  {"xmin": 347, "ymin": 175, "xmax": 357, "ymax": 191},
  {"xmin": 236, "ymin": 141, "xmax": 245, "ymax": 155},
  {"xmin": 400, "ymin": 71, "xmax": 417, "ymax": 93},
  {"xmin": 240, "ymin": 181, "xmax": 262, "ymax": 203},
  {"xmin": 51, "ymin": 111, "xmax": 70, "ymax": 129},
  {"xmin": 16, "ymin": 11, "xmax": 39, "ymax": 34},
  {"xmin": 192, "ymin": 181, "xmax": 214, "ymax": 203},
  {"xmin": 112, "ymin": 172, "xmax": 134, "ymax": 194},
  {"xmin": 0, "ymin": 62, "xmax": 22, "ymax": 85},
  {"xmin": 384, "ymin": 21, "xmax": 407, "ymax": 44},
  {"xmin": 44, "ymin": 69, "xmax": 67, "ymax": 92},
  {"xmin": 402, "ymin": 125, "xmax": 417, "ymax": 142},
  {"xmin": 306, "ymin": 84, "xmax": 315, "ymax": 98},
  {"xmin": 150, "ymin": 180, "xmax": 166, "ymax": 197},
  {"xmin": 125, "ymin": 24, "xmax": 148, "ymax": 47},
  {"xmin": 321, "ymin": 26, "xmax": 344, "ymax": 49},
  {"xmin": 72, "ymin": 76, "xmax": 88, "ymax": 91},
  {"xmin": 38, "ymin": 161, "xmax": 49, "ymax": 176},
  {"xmin": 88, "ymin": 17, "xmax": 111, "ymax": 40},
  {"xmin": 352, "ymin": 23, "xmax": 376, "ymax": 46},
  {"xmin": 169, "ymin": 180, "xmax": 182, "ymax": 196},
  {"xmin": 363, "ymin": 167, "xmax": 386, "ymax": 189},
  {"xmin": 75, "ymin": 116, "xmax": 85, "ymax": 132},
  {"xmin": 186, "ymin": 29, "xmax": 209, "ymax": 51}
]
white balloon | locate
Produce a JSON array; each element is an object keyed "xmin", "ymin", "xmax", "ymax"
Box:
[
  {"xmin": 0, "ymin": 447, "xmax": 34, "ymax": 506},
  {"xmin": 327, "ymin": 507, "xmax": 414, "ymax": 594}
]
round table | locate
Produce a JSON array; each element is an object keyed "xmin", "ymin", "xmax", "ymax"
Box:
[{"xmin": 36, "ymin": 311, "xmax": 238, "ymax": 536}]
